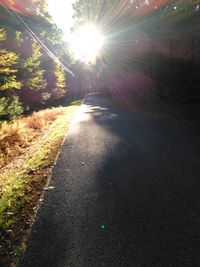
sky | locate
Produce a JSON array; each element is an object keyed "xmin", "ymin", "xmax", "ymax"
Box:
[{"xmin": 47, "ymin": 0, "xmax": 75, "ymax": 38}]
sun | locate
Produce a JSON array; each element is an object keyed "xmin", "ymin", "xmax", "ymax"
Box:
[{"xmin": 70, "ymin": 24, "xmax": 104, "ymax": 63}]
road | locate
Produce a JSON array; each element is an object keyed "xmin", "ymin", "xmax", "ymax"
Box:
[{"xmin": 19, "ymin": 95, "xmax": 200, "ymax": 267}]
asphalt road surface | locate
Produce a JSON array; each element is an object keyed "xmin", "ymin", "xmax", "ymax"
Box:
[{"xmin": 19, "ymin": 95, "xmax": 200, "ymax": 267}]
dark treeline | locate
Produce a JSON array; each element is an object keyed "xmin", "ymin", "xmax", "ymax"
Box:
[
  {"xmin": 0, "ymin": 0, "xmax": 74, "ymax": 120},
  {"xmin": 133, "ymin": 0, "xmax": 200, "ymax": 103},
  {"xmin": 73, "ymin": 0, "xmax": 200, "ymax": 108}
]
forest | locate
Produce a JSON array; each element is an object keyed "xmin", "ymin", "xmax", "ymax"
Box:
[
  {"xmin": 92, "ymin": 0, "xmax": 200, "ymax": 104},
  {"xmin": 0, "ymin": 0, "xmax": 74, "ymax": 121},
  {"xmin": 1, "ymin": 0, "xmax": 200, "ymax": 121},
  {"xmin": 1, "ymin": 0, "xmax": 200, "ymax": 266}
]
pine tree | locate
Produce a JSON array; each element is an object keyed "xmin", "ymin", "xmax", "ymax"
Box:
[
  {"xmin": 0, "ymin": 28, "xmax": 22, "ymax": 119},
  {"xmin": 0, "ymin": 29, "xmax": 21, "ymax": 91},
  {"xmin": 52, "ymin": 64, "xmax": 66, "ymax": 100},
  {"xmin": 19, "ymin": 39, "xmax": 47, "ymax": 109},
  {"xmin": 42, "ymin": 58, "xmax": 67, "ymax": 104}
]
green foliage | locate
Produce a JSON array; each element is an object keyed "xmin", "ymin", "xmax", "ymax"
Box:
[
  {"xmin": 0, "ymin": 28, "xmax": 23, "ymax": 120},
  {"xmin": 21, "ymin": 41, "xmax": 46, "ymax": 91},
  {"xmin": 0, "ymin": 96, "xmax": 23, "ymax": 120},
  {"xmin": 0, "ymin": 28, "xmax": 6, "ymax": 41},
  {"xmin": 54, "ymin": 64, "xmax": 66, "ymax": 97},
  {"xmin": 0, "ymin": 29, "xmax": 21, "ymax": 91},
  {"xmin": 34, "ymin": 0, "xmax": 48, "ymax": 14},
  {"xmin": 42, "ymin": 62, "xmax": 67, "ymax": 103},
  {"xmin": 6, "ymin": 96, "xmax": 23, "ymax": 119},
  {"xmin": 0, "ymin": 0, "xmax": 72, "ymax": 120}
]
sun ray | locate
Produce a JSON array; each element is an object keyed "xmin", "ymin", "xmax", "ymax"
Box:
[{"xmin": 70, "ymin": 24, "xmax": 104, "ymax": 64}]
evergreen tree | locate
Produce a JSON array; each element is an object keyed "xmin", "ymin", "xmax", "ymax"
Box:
[
  {"xmin": 52, "ymin": 64, "xmax": 66, "ymax": 100},
  {"xmin": 0, "ymin": 28, "xmax": 22, "ymax": 119},
  {"xmin": 0, "ymin": 28, "xmax": 21, "ymax": 91},
  {"xmin": 0, "ymin": 0, "xmax": 72, "ymax": 118},
  {"xmin": 19, "ymin": 39, "xmax": 47, "ymax": 109}
]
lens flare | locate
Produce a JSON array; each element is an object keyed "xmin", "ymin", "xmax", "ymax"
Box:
[
  {"xmin": 0, "ymin": 0, "xmax": 34, "ymax": 14},
  {"xmin": 70, "ymin": 24, "xmax": 104, "ymax": 64}
]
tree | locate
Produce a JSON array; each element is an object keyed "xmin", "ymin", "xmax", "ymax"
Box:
[
  {"xmin": 19, "ymin": 39, "xmax": 47, "ymax": 109},
  {"xmin": 0, "ymin": 0, "xmax": 73, "ymax": 119},
  {"xmin": 33, "ymin": 0, "xmax": 48, "ymax": 15},
  {"xmin": 72, "ymin": 0, "xmax": 124, "ymax": 29},
  {"xmin": 0, "ymin": 28, "xmax": 23, "ymax": 119},
  {"xmin": 0, "ymin": 29, "xmax": 21, "ymax": 91}
]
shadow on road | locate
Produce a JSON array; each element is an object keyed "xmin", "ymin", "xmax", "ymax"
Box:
[
  {"xmin": 79, "ymin": 95, "xmax": 200, "ymax": 266},
  {"xmin": 20, "ymin": 95, "xmax": 200, "ymax": 267}
]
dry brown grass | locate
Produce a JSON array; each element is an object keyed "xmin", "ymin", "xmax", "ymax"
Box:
[
  {"xmin": 0, "ymin": 101, "xmax": 81, "ymax": 266},
  {"xmin": 0, "ymin": 107, "xmax": 65, "ymax": 169},
  {"xmin": 24, "ymin": 107, "xmax": 65, "ymax": 130}
]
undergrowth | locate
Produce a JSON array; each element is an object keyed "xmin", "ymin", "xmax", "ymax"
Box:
[
  {"xmin": 0, "ymin": 101, "xmax": 81, "ymax": 266},
  {"xmin": 0, "ymin": 107, "xmax": 66, "ymax": 169}
]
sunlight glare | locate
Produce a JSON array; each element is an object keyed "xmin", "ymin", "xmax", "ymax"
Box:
[{"xmin": 70, "ymin": 24, "xmax": 104, "ymax": 63}]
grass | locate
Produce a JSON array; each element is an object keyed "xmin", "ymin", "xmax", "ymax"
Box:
[
  {"xmin": 0, "ymin": 106, "xmax": 71, "ymax": 169},
  {"xmin": 0, "ymin": 100, "xmax": 81, "ymax": 265}
]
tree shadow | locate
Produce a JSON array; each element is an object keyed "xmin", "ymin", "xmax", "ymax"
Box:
[
  {"xmin": 78, "ymin": 96, "xmax": 200, "ymax": 266},
  {"xmin": 19, "ymin": 95, "xmax": 200, "ymax": 267}
]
